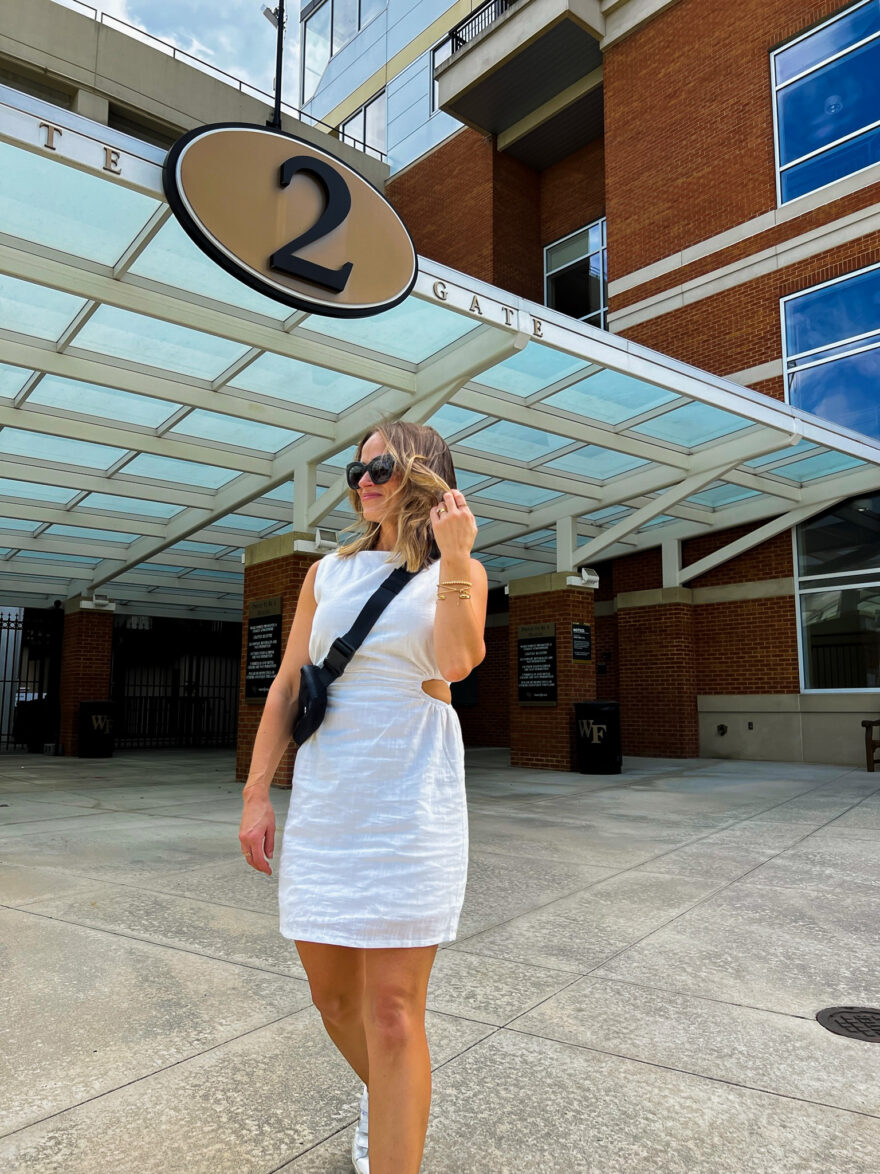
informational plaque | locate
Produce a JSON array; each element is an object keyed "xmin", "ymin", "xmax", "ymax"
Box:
[
  {"xmin": 517, "ymin": 622, "xmax": 557, "ymax": 706},
  {"xmin": 572, "ymin": 623, "xmax": 592, "ymax": 663},
  {"xmin": 245, "ymin": 596, "xmax": 283, "ymax": 700}
]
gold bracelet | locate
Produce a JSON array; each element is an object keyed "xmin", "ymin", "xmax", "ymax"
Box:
[{"xmin": 437, "ymin": 580, "xmax": 472, "ymax": 601}]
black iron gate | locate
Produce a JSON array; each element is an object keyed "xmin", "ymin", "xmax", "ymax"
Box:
[
  {"xmin": 0, "ymin": 606, "xmax": 63, "ymax": 752},
  {"xmin": 111, "ymin": 615, "xmax": 240, "ymax": 749}
]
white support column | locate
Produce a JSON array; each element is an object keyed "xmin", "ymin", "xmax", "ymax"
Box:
[
  {"xmin": 662, "ymin": 538, "xmax": 681, "ymax": 587},
  {"xmin": 556, "ymin": 515, "xmax": 577, "ymax": 573},
  {"xmin": 293, "ymin": 462, "xmax": 317, "ymax": 535}
]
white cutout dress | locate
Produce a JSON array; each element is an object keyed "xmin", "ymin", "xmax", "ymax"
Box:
[{"xmin": 278, "ymin": 550, "xmax": 468, "ymax": 948}]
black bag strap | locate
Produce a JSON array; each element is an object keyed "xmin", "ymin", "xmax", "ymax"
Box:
[{"xmin": 318, "ymin": 565, "xmax": 417, "ymax": 685}]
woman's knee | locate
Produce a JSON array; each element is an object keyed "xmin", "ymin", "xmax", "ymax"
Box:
[
  {"xmin": 363, "ymin": 986, "xmax": 425, "ymax": 1049},
  {"xmin": 295, "ymin": 942, "xmax": 364, "ymax": 1025},
  {"xmin": 310, "ymin": 982, "xmax": 363, "ymax": 1025}
]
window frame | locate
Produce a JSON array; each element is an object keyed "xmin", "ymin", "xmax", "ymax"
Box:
[
  {"xmin": 339, "ymin": 89, "xmax": 386, "ymax": 160},
  {"xmin": 301, "ymin": 0, "xmax": 331, "ymax": 106},
  {"xmin": 301, "ymin": 0, "xmax": 387, "ymax": 106},
  {"xmin": 771, "ymin": 0, "xmax": 880, "ymax": 206},
  {"xmin": 792, "ymin": 526, "xmax": 880, "ymax": 693},
  {"xmin": 431, "ymin": 37, "xmax": 453, "ymax": 114},
  {"xmin": 543, "ymin": 218, "xmax": 608, "ymax": 330},
  {"xmin": 779, "ymin": 257, "xmax": 880, "ymax": 423}
]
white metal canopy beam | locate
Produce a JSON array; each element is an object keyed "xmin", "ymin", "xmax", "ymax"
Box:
[
  {"xmin": 301, "ymin": 325, "xmax": 530, "ymax": 528},
  {"xmin": 0, "ymin": 240, "xmax": 419, "ymax": 392},
  {"xmin": 0, "ymin": 335, "xmax": 340, "ymax": 439},
  {"xmin": 569, "ymin": 462, "xmax": 743, "ymax": 569},
  {"xmin": 83, "ymin": 329, "xmax": 529, "ymax": 590},
  {"xmin": 0, "ymin": 404, "xmax": 273, "ymax": 475}
]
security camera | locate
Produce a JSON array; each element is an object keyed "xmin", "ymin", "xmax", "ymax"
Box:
[{"xmin": 261, "ymin": 4, "xmax": 279, "ymax": 27}]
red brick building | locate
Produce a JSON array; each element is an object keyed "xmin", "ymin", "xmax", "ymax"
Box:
[
  {"xmin": 1, "ymin": 0, "xmax": 877, "ymax": 773},
  {"xmin": 371, "ymin": 0, "xmax": 880, "ymax": 765}
]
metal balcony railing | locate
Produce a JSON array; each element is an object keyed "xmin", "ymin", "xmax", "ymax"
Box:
[
  {"xmin": 50, "ymin": 0, "xmax": 386, "ymax": 159},
  {"xmin": 448, "ymin": 0, "xmax": 524, "ymax": 54}
]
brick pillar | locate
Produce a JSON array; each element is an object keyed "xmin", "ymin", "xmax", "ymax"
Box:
[
  {"xmin": 456, "ymin": 616, "xmax": 511, "ymax": 748},
  {"xmin": 617, "ymin": 588, "xmax": 698, "ymax": 758},
  {"xmin": 59, "ymin": 602, "xmax": 114, "ymax": 756},
  {"xmin": 236, "ymin": 534, "xmax": 321, "ymax": 787},
  {"xmin": 508, "ymin": 573, "xmax": 596, "ymax": 771}
]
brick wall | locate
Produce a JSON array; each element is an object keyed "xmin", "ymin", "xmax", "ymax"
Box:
[
  {"xmin": 493, "ymin": 150, "xmax": 543, "ymax": 300},
  {"xmin": 456, "ymin": 622, "xmax": 510, "ymax": 746},
  {"xmin": 386, "ymin": 129, "xmax": 496, "ymax": 282},
  {"xmin": 387, "ymin": 127, "xmax": 605, "ymax": 303},
  {"xmin": 603, "ymin": 0, "xmax": 863, "ymax": 282},
  {"xmin": 617, "ymin": 232, "xmax": 880, "ymax": 378},
  {"xmin": 236, "ymin": 550, "xmax": 320, "ymax": 786},
  {"xmin": 610, "ymin": 549, "xmax": 663, "ymax": 594},
  {"xmin": 509, "ymin": 587, "xmax": 595, "ymax": 770},
  {"xmin": 59, "ymin": 608, "xmax": 113, "ymax": 756},
  {"xmin": 617, "ymin": 602, "xmax": 699, "ymax": 756},
  {"xmin": 682, "ymin": 525, "xmax": 793, "ymax": 587},
  {"xmin": 695, "ymin": 597, "xmax": 799, "ymax": 694},
  {"xmin": 540, "ymin": 136, "xmax": 605, "ymax": 248},
  {"xmin": 594, "ymin": 612, "xmax": 619, "ymax": 700}
]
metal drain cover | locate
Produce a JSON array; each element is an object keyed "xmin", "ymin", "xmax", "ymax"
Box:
[{"xmin": 816, "ymin": 1007, "xmax": 880, "ymax": 1042}]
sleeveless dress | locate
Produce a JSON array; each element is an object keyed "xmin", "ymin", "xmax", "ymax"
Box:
[{"xmin": 277, "ymin": 550, "xmax": 468, "ymax": 948}]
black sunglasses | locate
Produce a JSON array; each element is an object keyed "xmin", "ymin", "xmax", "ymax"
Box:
[{"xmin": 345, "ymin": 453, "xmax": 396, "ymax": 490}]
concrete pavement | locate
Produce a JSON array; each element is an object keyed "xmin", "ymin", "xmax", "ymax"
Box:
[{"xmin": 1, "ymin": 748, "xmax": 879, "ymax": 1172}]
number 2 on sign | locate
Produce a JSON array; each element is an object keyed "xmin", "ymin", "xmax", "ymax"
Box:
[{"xmin": 270, "ymin": 156, "xmax": 354, "ymax": 292}]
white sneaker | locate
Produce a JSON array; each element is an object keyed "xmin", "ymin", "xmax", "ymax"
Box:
[{"xmin": 350, "ymin": 1084, "xmax": 369, "ymax": 1174}]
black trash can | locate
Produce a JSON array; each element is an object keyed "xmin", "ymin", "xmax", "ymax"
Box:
[
  {"xmin": 12, "ymin": 698, "xmax": 50, "ymax": 753},
  {"xmin": 574, "ymin": 701, "xmax": 621, "ymax": 774},
  {"xmin": 78, "ymin": 701, "xmax": 115, "ymax": 758}
]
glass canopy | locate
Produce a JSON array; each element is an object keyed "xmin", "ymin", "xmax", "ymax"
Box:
[{"xmin": 1, "ymin": 85, "xmax": 879, "ymax": 619}]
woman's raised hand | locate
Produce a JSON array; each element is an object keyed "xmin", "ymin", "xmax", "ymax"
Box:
[{"xmin": 430, "ymin": 490, "xmax": 477, "ymax": 557}]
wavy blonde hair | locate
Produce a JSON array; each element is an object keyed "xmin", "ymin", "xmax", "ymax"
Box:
[{"xmin": 337, "ymin": 419, "xmax": 457, "ymax": 571}]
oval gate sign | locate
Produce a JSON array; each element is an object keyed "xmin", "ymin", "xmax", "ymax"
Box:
[{"xmin": 162, "ymin": 123, "xmax": 418, "ymax": 318}]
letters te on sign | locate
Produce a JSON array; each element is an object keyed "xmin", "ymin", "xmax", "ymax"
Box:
[{"xmin": 162, "ymin": 123, "xmax": 417, "ymax": 318}]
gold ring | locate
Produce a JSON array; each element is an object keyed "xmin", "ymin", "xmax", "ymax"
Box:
[{"xmin": 437, "ymin": 506, "xmax": 446, "ymax": 515}]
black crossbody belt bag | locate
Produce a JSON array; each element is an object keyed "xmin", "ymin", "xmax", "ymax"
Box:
[{"xmin": 292, "ymin": 565, "xmax": 416, "ymax": 747}]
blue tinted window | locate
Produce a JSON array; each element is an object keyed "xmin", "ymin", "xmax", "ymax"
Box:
[
  {"xmin": 776, "ymin": 2, "xmax": 880, "ymax": 84},
  {"xmin": 784, "ymin": 265, "xmax": 880, "ymax": 441},
  {"xmin": 775, "ymin": 2, "xmax": 880, "ymax": 201},
  {"xmin": 781, "ymin": 125, "xmax": 880, "ymax": 199},
  {"xmin": 302, "ymin": 1, "xmax": 331, "ymax": 103},
  {"xmin": 790, "ymin": 351, "xmax": 880, "ymax": 439},
  {"xmin": 785, "ymin": 265, "xmax": 880, "ymax": 355},
  {"xmin": 777, "ymin": 38, "xmax": 880, "ymax": 165}
]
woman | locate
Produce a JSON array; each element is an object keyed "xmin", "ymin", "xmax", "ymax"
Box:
[{"xmin": 238, "ymin": 420, "xmax": 488, "ymax": 1174}]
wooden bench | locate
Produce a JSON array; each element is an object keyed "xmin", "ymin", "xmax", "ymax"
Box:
[{"xmin": 861, "ymin": 719, "xmax": 880, "ymax": 772}]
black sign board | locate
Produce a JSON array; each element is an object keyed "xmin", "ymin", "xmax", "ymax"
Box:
[
  {"xmin": 517, "ymin": 622, "xmax": 557, "ymax": 706},
  {"xmin": 572, "ymin": 623, "xmax": 592, "ymax": 663},
  {"xmin": 245, "ymin": 596, "xmax": 283, "ymax": 700}
]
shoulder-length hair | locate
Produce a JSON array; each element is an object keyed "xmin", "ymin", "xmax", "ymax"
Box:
[{"xmin": 337, "ymin": 419, "xmax": 456, "ymax": 572}]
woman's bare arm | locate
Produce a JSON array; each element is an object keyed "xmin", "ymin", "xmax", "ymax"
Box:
[
  {"xmin": 239, "ymin": 558, "xmax": 319, "ymax": 873},
  {"xmin": 243, "ymin": 559, "xmax": 320, "ymax": 799},
  {"xmin": 430, "ymin": 490, "xmax": 488, "ymax": 681}
]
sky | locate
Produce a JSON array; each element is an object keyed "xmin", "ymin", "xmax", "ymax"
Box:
[{"xmin": 70, "ymin": 0, "xmax": 301, "ymax": 106}]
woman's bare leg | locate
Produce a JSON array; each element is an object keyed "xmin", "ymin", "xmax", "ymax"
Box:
[
  {"xmin": 294, "ymin": 940, "xmax": 370, "ymax": 1084},
  {"xmin": 362, "ymin": 944, "xmax": 438, "ymax": 1174}
]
